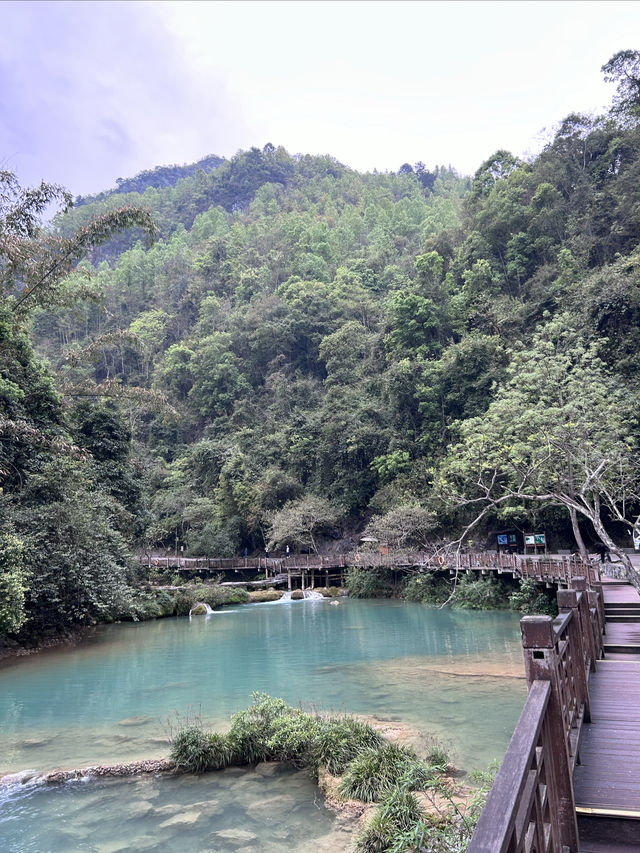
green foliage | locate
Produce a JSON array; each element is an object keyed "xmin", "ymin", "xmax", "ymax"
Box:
[
  {"xmin": 310, "ymin": 715, "xmax": 384, "ymax": 776},
  {"xmin": 402, "ymin": 574, "xmax": 451, "ymax": 606},
  {"xmin": 170, "ymin": 726, "xmax": 232, "ymax": 772},
  {"xmin": 452, "ymin": 575, "xmax": 508, "ymax": 610},
  {"xmin": 345, "ymin": 568, "xmax": 394, "ymax": 599},
  {"xmin": 227, "ymin": 693, "xmax": 305, "ymax": 765},
  {"xmin": 509, "ymin": 579, "xmax": 557, "ymax": 616},
  {"xmin": 356, "ymin": 787, "xmax": 425, "ymax": 853},
  {"xmin": 0, "ymin": 534, "xmax": 29, "ymax": 636},
  {"xmin": 339, "ymin": 743, "xmax": 436, "ymax": 802}
]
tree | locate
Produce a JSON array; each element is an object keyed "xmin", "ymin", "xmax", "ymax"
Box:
[
  {"xmin": 0, "ymin": 173, "xmax": 155, "ymax": 637},
  {"xmin": 1, "ymin": 171, "xmax": 155, "ymax": 315},
  {"xmin": 435, "ymin": 317, "xmax": 640, "ymax": 587},
  {"xmin": 267, "ymin": 494, "xmax": 341, "ymax": 553},
  {"xmin": 363, "ymin": 506, "xmax": 435, "ymax": 551},
  {"xmin": 602, "ymin": 50, "xmax": 640, "ymax": 120}
]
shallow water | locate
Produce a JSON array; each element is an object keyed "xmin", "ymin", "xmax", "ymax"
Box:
[
  {"xmin": 0, "ymin": 764, "xmax": 348, "ymax": 853},
  {"xmin": 0, "ymin": 599, "xmax": 526, "ymax": 852},
  {"xmin": 0, "ymin": 599, "xmax": 525, "ymax": 776}
]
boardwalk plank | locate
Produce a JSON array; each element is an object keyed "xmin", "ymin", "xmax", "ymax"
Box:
[{"xmin": 575, "ymin": 583, "xmax": 640, "ymax": 826}]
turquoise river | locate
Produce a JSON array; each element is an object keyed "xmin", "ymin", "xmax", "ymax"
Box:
[{"xmin": 0, "ymin": 597, "xmax": 527, "ymax": 851}]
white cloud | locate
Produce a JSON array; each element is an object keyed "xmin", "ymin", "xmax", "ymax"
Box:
[{"xmin": 1, "ymin": 0, "xmax": 638, "ymax": 194}]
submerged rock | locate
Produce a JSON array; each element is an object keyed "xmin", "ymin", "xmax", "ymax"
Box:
[
  {"xmin": 118, "ymin": 716, "xmax": 150, "ymax": 727},
  {"xmin": 208, "ymin": 828, "xmax": 258, "ymax": 848}
]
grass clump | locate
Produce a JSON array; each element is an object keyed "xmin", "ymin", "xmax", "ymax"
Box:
[
  {"xmin": 356, "ymin": 787, "xmax": 425, "ymax": 853},
  {"xmin": 310, "ymin": 715, "xmax": 384, "ymax": 776},
  {"xmin": 170, "ymin": 727, "xmax": 232, "ymax": 772},
  {"xmin": 318, "ymin": 586, "xmax": 342, "ymax": 597},
  {"xmin": 248, "ymin": 589, "xmax": 283, "ymax": 603},
  {"xmin": 339, "ymin": 742, "xmax": 437, "ymax": 802},
  {"xmin": 227, "ymin": 693, "xmax": 307, "ymax": 764},
  {"xmin": 290, "ymin": 589, "xmax": 304, "ymax": 600}
]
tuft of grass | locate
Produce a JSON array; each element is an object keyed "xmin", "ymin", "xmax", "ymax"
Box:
[
  {"xmin": 170, "ymin": 727, "xmax": 232, "ymax": 772},
  {"xmin": 227, "ymin": 693, "xmax": 304, "ymax": 765},
  {"xmin": 309, "ymin": 716, "xmax": 384, "ymax": 776},
  {"xmin": 356, "ymin": 787, "xmax": 425, "ymax": 852},
  {"xmin": 290, "ymin": 589, "xmax": 304, "ymax": 600},
  {"xmin": 339, "ymin": 742, "xmax": 436, "ymax": 802}
]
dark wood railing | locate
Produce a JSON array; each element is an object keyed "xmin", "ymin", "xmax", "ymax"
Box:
[
  {"xmin": 468, "ymin": 574, "xmax": 603, "ymax": 852},
  {"xmin": 140, "ymin": 550, "xmax": 596, "ymax": 584}
]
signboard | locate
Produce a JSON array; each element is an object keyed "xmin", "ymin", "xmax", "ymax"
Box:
[
  {"xmin": 525, "ymin": 533, "xmax": 546, "ymax": 548},
  {"xmin": 534, "ymin": 534, "xmax": 546, "ymax": 545},
  {"xmin": 525, "ymin": 535, "xmax": 535, "ymax": 546},
  {"xmin": 497, "ymin": 533, "xmax": 518, "ymax": 546},
  {"xmin": 497, "ymin": 534, "xmax": 508, "ymax": 546}
]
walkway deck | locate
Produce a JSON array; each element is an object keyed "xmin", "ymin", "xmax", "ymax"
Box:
[{"xmin": 575, "ymin": 580, "xmax": 640, "ymax": 851}]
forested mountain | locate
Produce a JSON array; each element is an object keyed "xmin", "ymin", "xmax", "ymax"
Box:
[
  {"xmin": 4, "ymin": 51, "xmax": 640, "ymax": 640},
  {"xmin": 75, "ymin": 153, "xmax": 225, "ymax": 206}
]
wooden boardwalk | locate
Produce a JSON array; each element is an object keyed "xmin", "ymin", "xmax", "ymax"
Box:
[
  {"xmin": 468, "ymin": 570, "xmax": 640, "ymax": 852},
  {"xmin": 575, "ymin": 580, "xmax": 640, "ymax": 851}
]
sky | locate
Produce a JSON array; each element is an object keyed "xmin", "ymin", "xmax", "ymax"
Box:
[{"xmin": 1, "ymin": 0, "xmax": 639, "ymax": 197}]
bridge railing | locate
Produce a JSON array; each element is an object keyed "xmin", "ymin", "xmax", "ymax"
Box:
[
  {"xmin": 139, "ymin": 550, "xmax": 593, "ymax": 582},
  {"xmin": 468, "ymin": 577, "xmax": 601, "ymax": 852}
]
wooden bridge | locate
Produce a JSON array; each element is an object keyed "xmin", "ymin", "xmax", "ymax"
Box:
[
  {"xmin": 468, "ymin": 568, "xmax": 640, "ymax": 852},
  {"xmin": 141, "ymin": 550, "xmax": 601, "ymax": 589}
]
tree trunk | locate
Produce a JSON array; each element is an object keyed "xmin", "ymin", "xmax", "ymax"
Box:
[
  {"xmin": 592, "ymin": 518, "xmax": 640, "ymax": 592},
  {"xmin": 569, "ymin": 506, "xmax": 589, "ymax": 563}
]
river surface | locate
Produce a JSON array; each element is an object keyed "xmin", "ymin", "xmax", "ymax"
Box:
[{"xmin": 0, "ymin": 598, "xmax": 527, "ymax": 851}]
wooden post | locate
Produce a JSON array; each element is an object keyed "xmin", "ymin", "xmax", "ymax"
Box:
[
  {"xmin": 302, "ymin": 571, "xmax": 306, "ymax": 591},
  {"xmin": 557, "ymin": 589, "xmax": 591, "ymax": 723},
  {"xmin": 287, "ymin": 568, "xmax": 291, "ymax": 591},
  {"xmin": 325, "ymin": 569, "xmax": 329, "ymax": 588},
  {"xmin": 521, "ymin": 616, "xmax": 580, "ymax": 852},
  {"xmin": 571, "ymin": 577, "xmax": 597, "ymax": 672}
]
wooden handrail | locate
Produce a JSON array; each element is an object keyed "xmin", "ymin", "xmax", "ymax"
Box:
[
  {"xmin": 468, "ymin": 577, "xmax": 602, "ymax": 852},
  {"xmin": 468, "ymin": 680, "xmax": 552, "ymax": 852},
  {"xmin": 139, "ymin": 550, "xmax": 593, "ymax": 583}
]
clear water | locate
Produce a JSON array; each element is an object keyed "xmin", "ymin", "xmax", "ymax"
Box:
[
  {"xmin": 0, "ymin": 599, "xmax": 526, "ymax": 851},
  {"xmin": 0, "ymin": 765, "xmax": 348, "ymax": 853}
]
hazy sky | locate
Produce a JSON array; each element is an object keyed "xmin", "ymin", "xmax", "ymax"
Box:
[{"xmin": 1, "ymin": 0, "xmax": 639, "ymax": 196}]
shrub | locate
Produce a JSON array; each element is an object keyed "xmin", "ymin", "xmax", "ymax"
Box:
[
  {"xmin": 266, "ymin": 711, "xmax": 320, "ymax": 767},
  {"xmin": 402, "ymin": 574, "xmax": 451, "ymax": 605},
  {"xmin": 345, "ymin": 567, "xmax": 393, "ymax": 598},
  {"xmin": 228, "ymin": 693, "xmax": 300, "ymax": 764},
  {"xmin": 170, "ymin": 727, "xmax": 232, "ymax": 772},
  {"xmin": 339, "ymin": 743, "xmax": 436, "ymax": 802},
  {"xmin": 509, "ymin": 579, "xmax": 557, "ymax": 616},
  {"xmin": 452, "ymin": 575, "xmax": 508, "ymax": 610},
  {"xmin": 309, "ymin": 716, "xmax": 384, "ymax": 776}
]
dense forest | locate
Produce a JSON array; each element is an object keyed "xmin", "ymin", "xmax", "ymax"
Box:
[{"xmin": 3, "ymin": 50, "xmax": 640, "ymax": 641}]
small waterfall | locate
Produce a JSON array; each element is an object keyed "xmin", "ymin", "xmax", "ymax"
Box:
[
  {"xmin": 189, "ymin": 601, "xmax": 214, "ymax": 616},
  {"xmin": 302, "ymin": 590, "xmax": 323, "ymax": 600},
  {"xmin": 276, "ymin": 590, "xmax": 323, "ymax": 602}
]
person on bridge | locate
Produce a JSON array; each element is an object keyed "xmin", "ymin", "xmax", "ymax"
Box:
[{"xmin": 595, "ymin": 541, "xmax": 612, "ymax": 562}]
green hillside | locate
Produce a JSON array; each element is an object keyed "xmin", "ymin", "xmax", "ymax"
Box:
[{"xmin": 3, "ymin": 51, "xmax": 640, "ymax": 639}]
